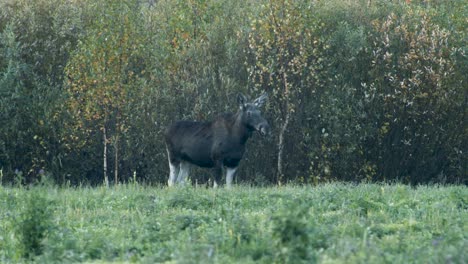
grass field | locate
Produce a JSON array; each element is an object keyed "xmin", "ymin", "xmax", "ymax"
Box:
[{"xmin": 0, "ymin": 183, "xmax": 466, "ymax": 263}]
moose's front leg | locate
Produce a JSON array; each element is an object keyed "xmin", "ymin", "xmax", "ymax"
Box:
[
  {"xmin": 225, "ymin": 167, "xmax": 237, "ymax": 188},
  {"xmin": 213, "ymin": 160, "xmax": 223, "ymax": 188}
]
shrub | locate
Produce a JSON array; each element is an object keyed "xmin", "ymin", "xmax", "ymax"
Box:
[
  {"xmin": 16, "ymin": 189, "xmax": 53, "ymax": 258},
  {"xmin": 272, "ymin": 202, "xmax": 316, "ymax": 263}
]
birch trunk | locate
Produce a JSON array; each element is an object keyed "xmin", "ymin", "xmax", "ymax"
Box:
[
  {"xmin": 277, "ymin": 71, "xmax": 291, "ymax": 185},
  {"xmin": 103, "ymin": 126, "xmax": 109, "ymax": 187},
  {"xmin": 114, "ymin": 135, "xmax": 119, "ymax": 184},
  {"xmin": 277, "ymin": 110, "xmax": 291, "ymax": 185}
]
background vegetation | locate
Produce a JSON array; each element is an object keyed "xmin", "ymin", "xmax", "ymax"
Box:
[
  {"xmin": 0, "ymin": 183, "xmax": 466, "ymax": 263},
  {"xmin": 0, "ymin": 0, "xmax": 466, "ymax": 185}
]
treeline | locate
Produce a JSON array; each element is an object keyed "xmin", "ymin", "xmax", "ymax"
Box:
[{"xmin": 0, "ymin": 0, "xmax": 466, "ymax": 185}]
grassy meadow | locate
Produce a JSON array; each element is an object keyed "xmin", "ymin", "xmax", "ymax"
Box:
[{"xmin": 0, "ymin": 183, "xmax": 466, "ymax": 263}]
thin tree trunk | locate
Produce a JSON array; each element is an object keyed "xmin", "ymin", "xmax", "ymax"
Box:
[
  {"xmin": 103, "ymin": 126, "xmax": 109, "ymax": 187},
  {"xmin": 277, "ymin": 71, "xmax": 291, "ymax": 185},
  {"xmin": 277, "ymin": 110, "xmax": 291, "ymax": 185},
  {"xmin": 114, "ymin": 135, "xmax": 119, "ymax": 184}
]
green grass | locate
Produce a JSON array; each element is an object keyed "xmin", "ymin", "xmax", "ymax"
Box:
[{"xmin": 0, "ymin": 183, "xmax": 466, "ymax": 263}]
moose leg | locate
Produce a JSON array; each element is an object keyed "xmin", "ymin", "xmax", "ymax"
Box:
[
  {"xmin": 225, "ymin": 167, "xmax": 237, "ymax": 188},
  {"xmin": 166, "ymin": 148, "xmax": 179, "ymax": 187},
  {"xmin": 168, "ymin": 162, "xmax": 180, "ymax": 187},
  {"xmin": 213, "ymin": 161, "xmax": 223, "ymax": 188},
  {"xmin": 177, "ymin": 161, "xmax": 191, "ymax": 185}
]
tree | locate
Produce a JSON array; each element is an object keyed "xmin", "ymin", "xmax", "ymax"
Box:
[
  {"xmin": 248, "ymin": 0, "xmax": 321, "ymax": 183},
  {"xmin": 65, "ymin": 1, "xmax": 144, "ymax": 186}
]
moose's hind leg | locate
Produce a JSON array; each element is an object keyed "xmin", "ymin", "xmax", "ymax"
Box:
[
  {"xmin": 168, "ymin": 162, "xmax": 180, "ymax": 187},
  {"xmin": 167, "ymin": 147, "xmax": 180, "ymax": 187},
  {"xmin": 177, "ymin": 161, "xmax": 191, "ymax": 185}
]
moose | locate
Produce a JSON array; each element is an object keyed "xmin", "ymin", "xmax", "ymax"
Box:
[{"xmin": 165, "ymin": 93, "xmax": 270, "ymax": 187}]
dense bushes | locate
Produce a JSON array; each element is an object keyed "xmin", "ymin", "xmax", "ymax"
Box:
[{"xmin": 0, "ymin": 0, "xmax": 466, "ymax": 185}]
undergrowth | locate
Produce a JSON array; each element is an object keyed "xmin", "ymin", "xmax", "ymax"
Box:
[{"xmin": 0, "ymin": 183, "xmax": 466, "ymax": 263}]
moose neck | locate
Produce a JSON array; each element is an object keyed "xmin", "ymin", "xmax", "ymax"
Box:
[{"xmin": 234, "ymin": 111, "xmax": 252, "ymax": 145}]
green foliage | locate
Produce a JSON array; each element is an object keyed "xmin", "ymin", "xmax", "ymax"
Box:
[
  {"xmin": 272, "ymin": 202, "xmax": 315, "ymax": 263},
  {"xmin": 0, "ymin": 184, "xmax": 466, "ymax": 262},
  {"xmin": 16, "ymin": 189, "xmax": 54, "ymax": 258},
  {"xmin": 0, "ymin": 0, "xmax": 466, "ymax": 185},
  {"xmin": 364, "ymin": 10, "xmax": 466, "ymax": 183},
  {"xmin": 0, "ymin": 0, "xmax": 84, "ymax": 183}
]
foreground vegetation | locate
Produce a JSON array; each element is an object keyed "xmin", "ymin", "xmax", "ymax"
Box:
[{"xmin": 0, "ymin": 183, "xmax": 466, "ymax": 263}]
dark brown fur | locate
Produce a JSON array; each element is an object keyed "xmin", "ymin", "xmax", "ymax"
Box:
[{"xmin": 165, "ymin": 93, "xmax": 269, "ymax": 186}]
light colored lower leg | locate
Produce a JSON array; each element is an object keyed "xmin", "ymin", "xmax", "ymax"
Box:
[
  {"xmin": 177, "ymin": 162, "xmax": 190, "ymax": 185},
  {"xmin": 226, "ymin": 167, "xmax": 237, "ymax": 188},
  {"xmin": 167, "ymin": 148, "xmax": 179, "ymax": 187},
  {"xmin": 168, "ymin": 162, "xmax": 179, "ymax": 187}
]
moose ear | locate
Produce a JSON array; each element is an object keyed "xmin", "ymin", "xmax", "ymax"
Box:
[
  {"xmin": 238, "ymin": 93, "xmax": 248, "ymax": 110},
  {"xmin": 253, "ymin": 92, "xmax": 268, "ymax": 107}
]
